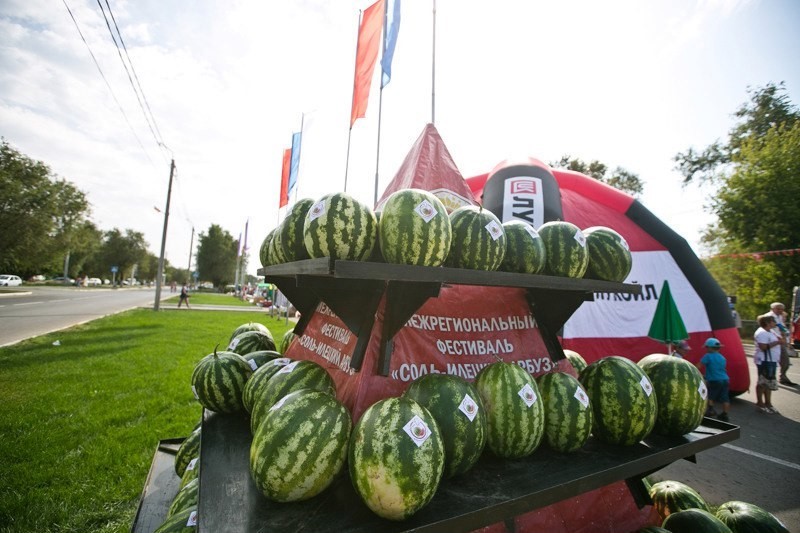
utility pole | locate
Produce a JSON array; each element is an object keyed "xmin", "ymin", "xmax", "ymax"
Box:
[
  {"xmin": 187, "ymin": 226, "xmax": 195, "ymax": 274},
  {"xmin": 154, "ymin": 159, "xmax": 175, "ymax": 311}
]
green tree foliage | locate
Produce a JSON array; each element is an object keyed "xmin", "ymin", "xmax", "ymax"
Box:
[
  {"xmin": 98, "ymin": 228, "xmax": 149, "ymax": 282},
  {"xmin": 0, "ymin": 139, "xmax": 92, "ymax": 276},
  {"xmin": 550, "ymin": 155, "xmax": 644, "ymax": 196},
  {"xmin": 196, "ymin": 224, "xmax": 238, "ymax": 289}
]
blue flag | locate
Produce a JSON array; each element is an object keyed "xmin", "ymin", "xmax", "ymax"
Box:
[
  {"xmin": 381, "ymin": 0, "xmax": 401, "ymax": 88},
  {"xmin": 288, "ymin": 131, "xmax": 302, "ymax": 194}
]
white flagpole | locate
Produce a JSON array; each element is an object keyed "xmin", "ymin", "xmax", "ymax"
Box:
[
  {"xmin": 344, "ymin": 9, "xmax": 363, "ymax": 193},
  {"xmin": 431, "ymin": 0, "xmax": 437, "ymax": 124},
  {"xmin": 373, "ymin": 0, "xmax": 389, "ymax": 207}
]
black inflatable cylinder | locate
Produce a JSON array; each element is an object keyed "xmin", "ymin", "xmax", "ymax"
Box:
[{"xmin": 481, "ymin": 158, "xmax": 563, "ymax": 229}]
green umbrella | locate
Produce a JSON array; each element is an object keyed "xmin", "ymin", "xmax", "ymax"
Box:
[{"xmin": 648, "ymin": 280, "xmax": 688, "ymax": 354}]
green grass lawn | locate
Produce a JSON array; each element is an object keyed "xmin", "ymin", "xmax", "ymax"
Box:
[
  {"xmin": 162, "ymin": 292, "xmax": 255, "ymax": 307},
  {"xmin": 0, "ymin": 309, "xmax": 294, "ymax": 533}
]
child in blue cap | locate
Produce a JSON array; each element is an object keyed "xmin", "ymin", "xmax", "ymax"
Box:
[{"xmin": 697, "ymin": 337, "xmax": 730, "ymax": 422}]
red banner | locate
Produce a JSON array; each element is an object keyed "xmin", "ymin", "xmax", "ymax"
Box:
[
  {"xmin": 279, "ymin": 148, "xmax": 291, "ymax": 208},
  {"xmin": 350, "ymin": 0, "xmax": 384, "ymax": 128}
]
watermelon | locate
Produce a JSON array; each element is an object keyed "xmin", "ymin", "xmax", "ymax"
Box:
[
  {"xmin": 367, "ymin": 211, "xmax": 385, "ymax": 262},
  {"xmin": 249, "ymin": 360, "xmax": 335, "ymax": 433},
  {"xmin": 179, "ymin": 457, "xmax": 199, "ymax": 489},
  {"xmin": 403, "ymin": 374, "xmax": 487, "ymax": 478},
  {"xmin": 303, "ymin": 192, "xmax": 377, "ymax": 261},
  {"xmin": 229, "ymin": 322, "xmax": 270, "ymax": 343},
  {"xmin": 536, "ymin": 372, "xmax": 593, "ymax": 453},
  {"xmin": 537, "ymin": 221, "xmax": 589, "ymax": 278},
  {"xmin": 242, "ymin": 350, "xmax": 281, "ymax": 372},
  {"xmin": 445, "ymin": 205, "xmax": 506, "ymax": 271},
  {"xmin": 279, "ymin": 330, "xmax": 297, "ymax": 354},
  {"xmin": 474, "ymin": 361, "xmax": 545, "ymax": 459},
  {"xmin": 348, "ymin": 397, "xmax": 445, "ymax": 520},
  {"xmin": 154, "ymin": 505, "xmax": 197, "ymax": 533},
  {"xmin": 174, "ymin": 427, "xmax": 201, "ymax": 477},
  {"xmin": 242, "ymin": 357, "xmax": 292, "ymax": 413},
  {"xmin": 278, "ymin": 198, "xmax": 314, "ymax": 262},
  {"xmin": 648, "ymin": 480, "xmax": 710, "ymax": 520},
  {"xmin": 563, "ymin": 349, "xmax": 588, "ymax": 374},
  {"xmin": 579, "ymin": 355, "xmax": 657, "ymax": 445},
  {"xmin": 638, "ymin": 354, "xmax": 707, "ymax": 436},
  {"xmin": 167, "ymin": 478, "xmax": 198, "ymax": 518},
  {"xmin": 378, "ymin": 188, "xmax": 452, "ymax": 267},
  {"xmin": 499, "ymin": 220, "xmax": 546, "ymax": 274},
  {"xmin": 268, "ymin": 223, "xmax": 288, "ymax": 265},
  {"xmin": 662, "ymin": 508, "xmax": 733, "ymax": 533},
  {"xmin": 229, "ymin": 329, "xmax": 276, "ymax": 355},
  {"xmin": 259, "ymin": 229, "xmax": 275, "ymax": 268},
  {"xmin": 715, "ymin": 501, "xmax": 790, "ymax": 533},
  {"xmin": 583, "ymin": 226, "xmax": 633, "ymax": 282},
  {"xmin": 190, "ymin": 348, "xmax": 253, "ymax": 413},
  {"xmin": 250, "ymin": 388, "xmax": 352, "ymax": 502}
]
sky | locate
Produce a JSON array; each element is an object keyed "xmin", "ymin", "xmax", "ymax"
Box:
[{"xmin": 2, "ymin": 0, "xmax": 799, "ymax": 278}]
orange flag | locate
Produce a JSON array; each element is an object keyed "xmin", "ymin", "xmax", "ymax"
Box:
[
  {"xmin": 279, "ymin": 148, "xmax": 291, "ymax": 208},
  {"xmin": 350, "ymin": 0, "xmax": 384, "ymax": 128}
]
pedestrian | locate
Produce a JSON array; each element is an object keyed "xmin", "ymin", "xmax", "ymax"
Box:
[
  {"xmin": 754, "ymin": 314, "xmax": 782, "ymax": 413},
  {"xmin": 767, "ymin": 302, "xmax": 795, "ymax": 385},
  {"xmin": 730, "ymin": 303, "xmax": 742, "ymax": 333},
  {"xmin": 671, "ymin": 340, "xmax": 691, "ymax": 359},
  {"xmin": 178, "ymin": 284, "xmax": 191, "ymax": 309},
  {"xmin": 697, "ymin": 337, "xmax": 730, "ymax": 422}
]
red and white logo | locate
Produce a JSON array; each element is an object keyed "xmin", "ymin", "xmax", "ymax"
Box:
[
  {"xmin": 510, "ymin": 180, "xmax": 537, "ymax": 194},
  {"xmin": 502, "ymin": 177, "xmax": 544, "ymax": 228}
]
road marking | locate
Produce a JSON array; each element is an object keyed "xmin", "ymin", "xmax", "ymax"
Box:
[
  {"xmin": 13, "ymin": 301, "xmax": 43, "ymax": 306},
  {"xmin": 722, "ymin": 443, "xmax": 800, "ymax": 471},
  {"xmin": 50, "ymin": 299, "xmax": 68, "ymax": 303}
]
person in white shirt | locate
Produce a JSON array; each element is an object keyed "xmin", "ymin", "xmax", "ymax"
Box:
[
  {"xmin": 767, "ymin": 302, "xmax": 794, "ymax": 386},
  {"xmin": 754, "ymin": 314, "xmax": 784, "ymax": 413}
]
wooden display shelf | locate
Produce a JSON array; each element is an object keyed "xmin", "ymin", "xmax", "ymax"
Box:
[{"xmin": 130, "ymin": 438, "xmax": 184, "ymax": 533}]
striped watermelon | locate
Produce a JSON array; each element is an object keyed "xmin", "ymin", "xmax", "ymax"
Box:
[
  {"xmin": 638, "ymin": 354, "xmax": 707, "ymax": 436},
  {"xmin": 583, "ymin": 226, "xmax": 633, "ymax": 282},
  {"xmin": 378, "ymin": 188, "xmax": 452, "ymax": 267},
  {"xmin": 579, "ymin": 355, "xmax": 657, "ymax": 445},
  {"xmin": 242, "ymin": 357, "xmax": 292, "ymax": 413},
  {"xmin": 649, "ymin": 480, "xmax": 710, "ymax": 520},
  {"xmin": 250, "ymin": 389, "xmax": 352, "ymax": 502},
  {"xmin": 242, "ymin": 350, "xmax": 281, "ymax": 372},
  {"xmin": 474, "ymin": 361, "xmax": 545, "ymax": 459},
  {"xmin": 348, "ymin": 397, "xmax": 445, "ymax": 520},
  {"xmin": 499, "ymin": 220, "xmax": 546, "ymax": 274},
  {"xmin": 230, "ymin": 322, "xmax": 270, "ymax": 342},
  {"xmin": 153, "ymin": 505, "xmax": 197, "ymax": 533},
  {"xmin": 303, "ymin": 192, "xmax": 377, "ymax": 261},
  {"xmin": 367, "ymin": 211, "xmax": 385, "ymax": 262},
  {"xmin": 190, "ymin": 349, "xmax": 252, "ymax": 413},
  {"xmin": 662, "ymin": 509, "xmax": 733, "ymax": 533},
  {"xmin": 403, "ymin": 374, "xmax": 487, "ymax": 478},
  {"xmin": 249, "ymin": 360, "xmax": 335, "ymax": 433},
  {"xmin": 259, "ymin": 229, "xmax": 275, "ymax": 268},
  {"xmin": 445, "ymin": 205, "xmax": 506, "ymax": 271},
  {"xmin": 279, "ymin": 330, "xmax": 297, "ymax": 354},
  {"xmin": 715, "ymin": 501, "xmax": 790, "ymax": 533},
  {"xmin": 563, "ymin": 349, "xmax": 588, "ymax": 374},
  {"xmin": 174, "ymin": 427, "xmax": 201, "ymax": 477},
  {"xmin": 537, "ymin": 221, "xmax": 589, "ymax": 278},
  {"xmin": 278, "ymin": 198, "xmax": 314, "ymax": 262},
  {"xmin": 536, "ymin": 372, "xmax": 593, "ymax": 453},
  {"xmin": 179, "ymin": 460, "xmax": 198, "ymax": 489},
  {"xmin": 268, "ymin": 223, "xmax": 288, "ymax": 265},
  {"xmin": 167, "ymin": 478, "xmax": 198, "ymax": 518},
  {"xmin": 229, "ymin": 329, "xmax": 276, "ymax": 355}
]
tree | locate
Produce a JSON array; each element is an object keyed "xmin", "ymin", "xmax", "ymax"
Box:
[
  {"xmin": 0, "ymin": 139, "xmax": 92, "ymax": 276},
  {"xmin": 196, "ymin": 224, "xmax": 238, "ymax": 289},
  {"xmin": 98, "ymin": 228, "xmax": 149, "ymax": 282},
  {"xmin": 550, "ymin": 155, "xmax": 644, "ymax": 197}
]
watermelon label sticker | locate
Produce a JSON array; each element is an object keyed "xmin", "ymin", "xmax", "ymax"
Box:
[
  {"xmin": 573, "ymin": 230, "xmax": 586, "ymax": 247},
  {"xmin": 272, "ymin": 357, "xmax": 291, "ymax": 367},
  {"xmin": 414, "ymin": 200, "xmax": 438, "ymax": 223},
  {"xmin": 191, "ymin": 385, "xmax": 199, "ymax": 400},
  {"xmin": 186, "ymin": 510, "xmax": 198, "ymax": 526},
  {"xmin": 518, "ymin": 383, "xmax": 538, "ymax": 407},
  {"xmin": 458, "ymin": 393, "xmax": 479, "ymax": 422},
  {"xmin": 186, "ymin": 457, "xmax": 198, "ymax": 471},
  {"xmin": 524, "ymin": 225, "xmax": 540, "ymax": 240},
  {"xmin": 228, "ymin": 337, "xmax": 240, "ymax": 351},
  {"xmin": 639, "ymin": 376, "xmax": 653, "ymax": 396},
  {"xmin": 698, "ymin": 381, "xmax": 708, "ymax": 400},
  {"xmin": 247, "ymin": 359, "xmax": 259, "ymax": 371},
  {"xmin": 403, "ymin": 415, "xmax": 432, "ymax": 447},
  {"xmin": 574, "ymin": 387, "xmax": 590, "ymax": 409},
  {"xmin": 270, "ymin": 395, "xmax": 289, "ymax": 412},
  {"xmin": 485, "ymin": 220, "xmax": 503, "ymax": 241},
  {"xmin": 308, "ymin": 200, "xmax": 326, "ymax": 222},
  {"xmin": 276, "ymin": 361, "xmax": 300, "ymax": 375}
]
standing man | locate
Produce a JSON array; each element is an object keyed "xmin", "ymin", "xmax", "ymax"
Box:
[
  {"xmin": 768, "ymin": 302, "xmax": 795, "ymax": 386},
  {"xmin": 671, "ymin": 340, "xmax": 691, "ymax": 359}
]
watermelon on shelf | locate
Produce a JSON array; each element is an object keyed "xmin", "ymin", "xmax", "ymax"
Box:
[
  {"xmin": 242, "ymin": 350, "xmax": 281, "ymax": 372},
  {"xmin": 303, "ymin": 192, "xmax": 377, "ymax": 261},
  {"xmin": 167, "ymin": 478, "xmax": 198, "ymax": 518},
  {"xmin": 499, "ymin": 220, "xmax": 546, "ymax": 274},
  {"xmin": 582, "ymin": 226, "xmax": 633, "ymax": 282},
  {"xmin": 662, "ymin": 508, "xmax": 733, "ymax": 533},
  {"xmin": 378, "ymin": 188, "xmax": 452, "ymax": 267},
  {"xmin": 259, "ymin": 229, "xmax": 275, "ymax": 268},
  {"xmin": 638, "ymin": 354, "xmax": 707, "ymax": 436},
  {"xmin": 537, "ymin": 220, "xmax": 589, "ymax": 278},
  {"xmin": 190, "ymin": 348, "xmax": 252, "ymax": 413},
  {"xmin": 250, "ymin": 389, "xmax": 352, "ymax": 502},
  {"xmin": 153, "ymin": 505, "xmax": 197, "ymax": 533},
  {"xmin": 579, "ymin": 355, "xmax": 657, "ymax": 445},
  {"xmin": 536, "ymin": 372, "xmax": 593, "ymax": 453},
  {"xmin": 229, "ymin": 322, "xmax": 270, "ymax": 343},
  {"xmin": 277, "ymin": 198, "xmax": 314, "ymax": 262},
  {"xmin": 279, "ymin": 330, "xmax": 297, "ymax": 354},
  {"xmin": 403, "ymin": 373, "xmax": 487, "ymax": 478},
  {"xmin": 242, "ymin": 357, "xmax": 292, "ymax": 413},
  {"xmin": 715, "ymin": 501, "xmax": 790, "ymax": 533},
  {"xmin": 445, "ymin": 205, "xmax": 506, "ymax": 271},
  {"xmin": 229, "ymin": 329, "xmax": 277, "ymax": 355},
  {"xmin": 174, "ymin": 426, "xmax": 201, "ymax": 477},
  {"xmin": 474, "ymin": 361, "xmax": 545, "ymax": 459},
  {"xmin": 563, "ymin": 349, "xmax": 588, "ymax": 374},
  {"xmin": 348, "ymin": 397, "xmax": 445, "ymax": 521},
  {"xmin": 648, "ymin": 480, "xmax": 710, "ymax": 521}
]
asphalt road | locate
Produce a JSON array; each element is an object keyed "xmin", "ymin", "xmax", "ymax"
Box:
[{"xmin": 0, "ymin": 285, "xmax": 166, "ymax": 347}]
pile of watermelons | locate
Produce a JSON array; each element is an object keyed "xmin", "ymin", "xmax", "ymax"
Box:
[
  {"xmin": 150, "ymin": 318, "xmax": 788, "ymax": 531},
  {"xmin": 261, "ymin": 189, "xmax": 633, "ymax": 283}
]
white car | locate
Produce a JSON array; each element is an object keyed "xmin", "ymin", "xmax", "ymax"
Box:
[
  {"xmin": 0, "ymin": 275, "xmax": 23, "ymax": 287},
  {"xmin": 87, "ymin": 277, "xmax": 102, "ymax": 286}
]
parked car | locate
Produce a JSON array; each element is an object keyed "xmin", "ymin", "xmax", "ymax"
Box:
[
  {"xmin": 28, "ymin": 275, "xmax": 46, "ymax": 282},
  {"xmin": 87, "ymin": 277, "xmax": 102, "ymax": 286},
  {"xmin": 0, "ymin": 275, "xmax": 23, "ymax": 287},
  {"xmin": 52, "ymin": 276, "xmax": 74, "ymax": 284}
]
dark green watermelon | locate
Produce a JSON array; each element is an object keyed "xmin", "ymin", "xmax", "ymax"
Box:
[
  {"xmin": 715, "ymin": 501, "xmax": 790, "ymax": 533},
  {"xmin": 662, "ymin": 508, "xmax": 733, "ymax": 533},
  {"xmin": 537, "ymin": 221, "xmax": 589, "ymax": 278},
  {"xmin": 583, "ymin": 226, "xmax": 632, "ymax": 282},
  {"xmin": 445, "ymin": 205, "xmax": 506, "ymax": 271}
]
